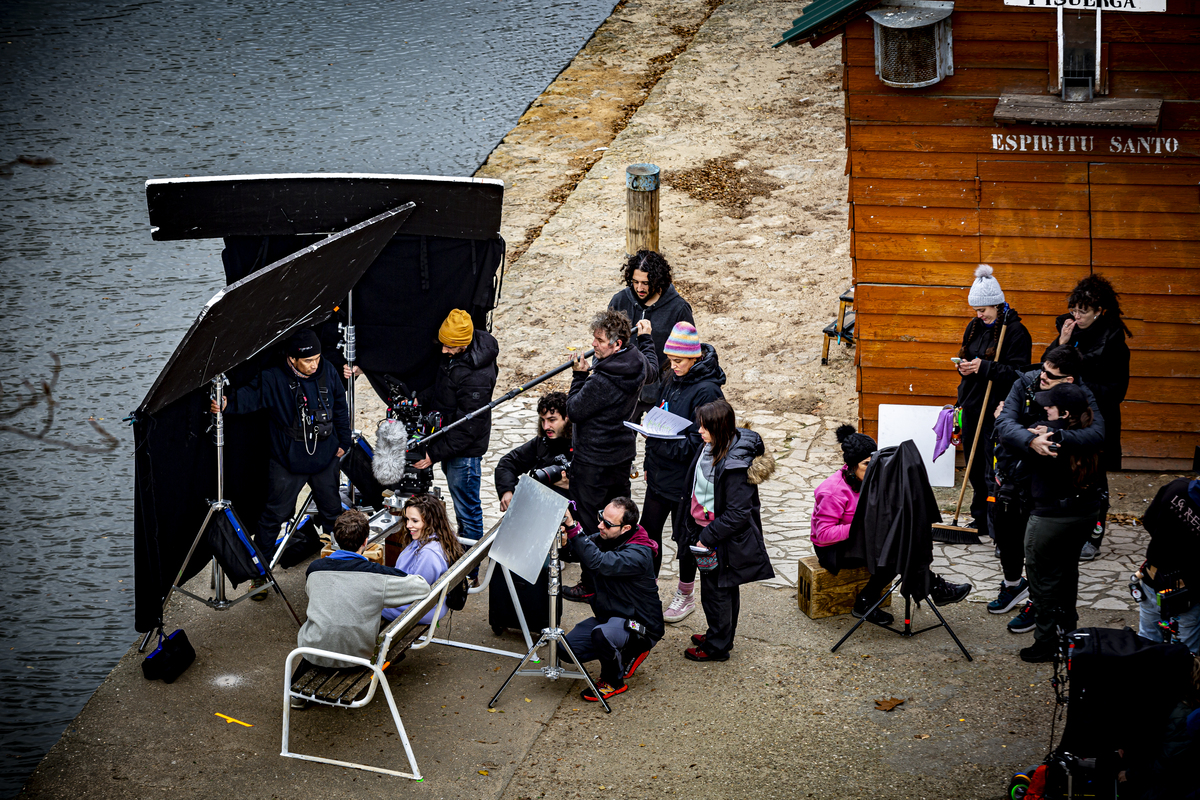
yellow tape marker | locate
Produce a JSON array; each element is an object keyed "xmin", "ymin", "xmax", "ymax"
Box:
[{"xmin": 214, "ymin": 713, "xmax": 253, "ymax": 727}]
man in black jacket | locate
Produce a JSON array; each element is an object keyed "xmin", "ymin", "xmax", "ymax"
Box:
[
  {"xmin": 494, "ymin": 392, "xmax": 572, "ymax": 509},
  {"xmin": 561, "ymin": 497, "xmax": 665, "ymax": 702},
  {"xmin": 1135, "ymin": 475, "xmax": 1200, "ymax": 654},
  {"xmin": 563, "ymin": 309, "xmax": 657, "ymax": 600},
  {"xmin": 608, "ymin": 250, "xmax": 693, "ymax": 416},
  {"xmin": 214, "ymin": 329, "xmax": 351, "ymax": 595},
  {"xmin": 413, "ymin": 310, "xmax": 499, "ymax": 544}
]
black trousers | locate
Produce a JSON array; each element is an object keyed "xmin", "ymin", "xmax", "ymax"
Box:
[
  {"xmin": 639, "ymin": 486, "xmax": 678, "ymax": 578},
  {"xmin": 699, "ymin": 566, "xmax": 740, "ymax": 655},
  {"xmin": 960, "ymin": 404, "xmax": 993, "ymax": 524},
  {"xmin": 993, "ymin": 498, "xmax": 1031, "ymax": 583},
  {"xmin": 257, "ymin": 457, "xmax": 342, "ymax": 557}
]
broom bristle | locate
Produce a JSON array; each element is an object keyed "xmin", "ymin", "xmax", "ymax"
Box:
[{"xmin": 931, "ymin": 522, "xmax": 981, "ymax": 545}]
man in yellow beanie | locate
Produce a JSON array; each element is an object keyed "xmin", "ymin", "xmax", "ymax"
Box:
[{"xmin": 412, "ymin": 309, "xmax": 499, "ymax": 546}]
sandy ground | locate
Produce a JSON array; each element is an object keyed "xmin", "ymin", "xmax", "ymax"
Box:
[{"xmin": 21, "ymin": 1, "xmax": 1185, "ymax": 798}]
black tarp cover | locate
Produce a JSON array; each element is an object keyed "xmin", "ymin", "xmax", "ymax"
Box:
[
  {"xmin": 133, "ymin": 225, "xmax": 504, "ymax": 633},
  {"xmin": 847, "ymin": 440, "xmax": 937, "ymax": 600}
]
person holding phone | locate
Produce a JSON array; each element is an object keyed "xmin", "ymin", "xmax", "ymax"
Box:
[
  {"xmin": 675, "ymin": 399, "xmax": 775, "ymax": 662},
  {"xmin": 955, "ymin": 265, "xmax": 1032, "ymax": 531}
]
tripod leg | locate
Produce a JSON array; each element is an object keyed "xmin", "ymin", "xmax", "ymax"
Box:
[
  {"xmin": 556, "ymin": 635, "xmax": 611, "ymax": 714},
  {"xmin": 490, "ymin": 630, "xmax": 552, "ymax": 708},
  {"xmin": 270, "ymin": 488, "xmax": 313, "ymax": 570},
  {"xmin": 831, "ymin": 580, "xmax": 898, "ymax": 652},
  {"xmin": 922, "ymin": 597, "xmax": 973, "ymax": 662},
  {"xmin": 160, "ymin": 505, "xmax": 218, "ymax": 618}
]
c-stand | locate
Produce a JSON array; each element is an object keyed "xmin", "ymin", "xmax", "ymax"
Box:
[
  {"xmin": 143, "ymin": 374, "xmax": 300, "ymax": 650},
  {"xmin": 489, "ymin": 529, "xmax": 612, "ymax": 713}
]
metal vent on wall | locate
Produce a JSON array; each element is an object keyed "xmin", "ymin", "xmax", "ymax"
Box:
[{"xmin": 867, "ymin": 1, "xmax": 954, "ymax": 89}]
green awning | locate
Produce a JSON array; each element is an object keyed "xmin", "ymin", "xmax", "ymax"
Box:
[{"xmin": 773, "ymin": 0, "xmax": 878, "ymax": 48}]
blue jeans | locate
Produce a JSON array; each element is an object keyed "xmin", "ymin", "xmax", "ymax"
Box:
[
  {"xmin": 1137, "ymin": 580, "xmax": 1200, "ymax": 654},
  {"xmin": 441, "ymin": 456, "xmax": 483, "ymax": 543}
]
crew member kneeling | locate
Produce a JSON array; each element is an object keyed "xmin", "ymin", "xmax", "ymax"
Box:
[
  {"xmin": 214, "ymin": 329, "xmax": 350, "ymax": 597},
  {"xmin": 560, "ymin": 497, "xmax": 665, "ymax": 703}
]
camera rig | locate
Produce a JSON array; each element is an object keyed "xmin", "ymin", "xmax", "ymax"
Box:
[{"xmin": 375, "ymin": 378, "xmax": 443, "ymax": 499}]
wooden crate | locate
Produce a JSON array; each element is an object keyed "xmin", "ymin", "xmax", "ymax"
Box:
[{"xmin": 797, "ymin": 555, "xmax": 891, "ymax": 620}]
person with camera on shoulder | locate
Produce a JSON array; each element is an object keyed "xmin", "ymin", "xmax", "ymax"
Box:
[
  {"xmin": 410, "ymin": 309, "xmax": 499, "ymax": 547},
  {"xmin": 1133, "ymin": 473, "xmax": 1200, "ymax": 655},
  {"xmin": 560, "ymin": 497, "xmax": 664, "ymax": 702},
  {"xmin": 211, "ymin": 328, "xmax": 350, "ymax": 598},
  {"xmin": 562, "ymin": 309, "xmax": 658, "ymax": 602},
  {"xmin": 608, "ymin": 250, "xmax": 694, "ymax": 418},
  {"xmin": 494, "ymin": 391, "xmax": 572, "ymax": 509}
]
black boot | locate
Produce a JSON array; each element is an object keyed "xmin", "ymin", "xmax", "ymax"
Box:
[
  {"xmin": 852, "ymin": 592, "xmax": 894, "ymax": 625},
  {"xmin": 561, "ymin": 582, "xmax": 595, "ymax": 603}
]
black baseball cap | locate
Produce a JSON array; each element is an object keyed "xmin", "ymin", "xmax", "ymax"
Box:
[{"xmin": 1034, "ymin": 383, "xmax": 1088, "ymax": 418}]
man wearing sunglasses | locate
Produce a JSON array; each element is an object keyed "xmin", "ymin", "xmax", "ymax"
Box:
[
  {"xmin": 990, "ymin": 345, "xmax": 1107, "ymax": 647},
  {"xmin": 559, "ymin": 497, "xmax": 665, "ymax": 703}
]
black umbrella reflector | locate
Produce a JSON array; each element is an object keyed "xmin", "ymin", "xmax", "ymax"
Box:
[{"xmin": 138, "ymin": 203, "xmax": 414, "ymax": 414}]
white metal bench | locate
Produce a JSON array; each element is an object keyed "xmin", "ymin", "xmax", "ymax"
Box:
[{"xmin": 282, "ymin": 520, "xmax": 527, "ymax": 778}]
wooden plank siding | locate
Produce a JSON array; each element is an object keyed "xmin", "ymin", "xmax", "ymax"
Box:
[{"xmin": 839, "ymin": 0, "xmax": 1200, "ymax": 468}]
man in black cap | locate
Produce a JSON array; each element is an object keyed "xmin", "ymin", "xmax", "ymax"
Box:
[{"xmin": 212, "ymin": 328, "xmax": 352, "ymax": 596}]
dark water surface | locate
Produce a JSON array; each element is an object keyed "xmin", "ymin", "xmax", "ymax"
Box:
[{"xmin": 0, "ymin": 1, "xmax": 613, "ymax": 794}]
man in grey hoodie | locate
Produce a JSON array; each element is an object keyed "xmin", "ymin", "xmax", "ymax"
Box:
[{"xmin": 608, "ymin": 250, "xmax": 694, "ymax": 416}]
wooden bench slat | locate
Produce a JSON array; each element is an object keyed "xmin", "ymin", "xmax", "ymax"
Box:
[{"xmin": 292, "ymin": 624, "xmax": 432, "ymax": 705}]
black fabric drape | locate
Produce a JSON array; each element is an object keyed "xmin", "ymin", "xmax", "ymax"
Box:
[
  {"xmin": 134, "ymin": 231, "xmax": 504, "ymax": 632},
  {"xmin": 846, "ymin": 440, "xmax": 938, "ymax": 601}
]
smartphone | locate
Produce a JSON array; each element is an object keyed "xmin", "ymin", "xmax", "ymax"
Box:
[
  {"xmin": 950, "ymin": 357, "xmax": 962, "ymax": 364},
  {"xmin": 689, "ymin": 545, "xmax": 711, "ymax": 554}
]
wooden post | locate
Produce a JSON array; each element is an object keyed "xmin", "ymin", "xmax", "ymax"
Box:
[{"xmin": 625, "ymin": 163, "xmax": 660, "ymax": 256}]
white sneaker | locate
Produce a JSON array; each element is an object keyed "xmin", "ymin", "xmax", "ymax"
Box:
[{"xmin": 664, "ymin": 590, "xmax": 696, "ymax": 623}]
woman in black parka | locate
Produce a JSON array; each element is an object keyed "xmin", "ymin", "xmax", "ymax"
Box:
[
  {"xmin": 1042, "ymin": 274, "xmax": 1131, "ymax": 472},
  {"xmin": 674, "ymin": 399, "xmax": 775, "ymax": 662},
  {"xmin": 955, "ymin": 265, "xmax": 1033, "ymax": 528}
]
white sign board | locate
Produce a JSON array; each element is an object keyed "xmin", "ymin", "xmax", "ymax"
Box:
[
  {"xmin": 487, "ymin": 475, "xmax": 570, "ymax": 584},
  {"xmin": 1004, "ymin": 0, "xmax": 1165, "ymax": 11},
  {"xmin": 877, "ymin": 404, "xmax": 956, "ymax": 488}
]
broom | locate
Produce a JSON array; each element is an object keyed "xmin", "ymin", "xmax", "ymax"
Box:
[{"xmin": 931, "ymin": 319, "xmax": 1009, "ymax": 544}]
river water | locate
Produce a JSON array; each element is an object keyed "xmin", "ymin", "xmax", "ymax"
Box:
[{"xmin": 0, "ymin": 1, "xmax": 613, "ymax": 794}]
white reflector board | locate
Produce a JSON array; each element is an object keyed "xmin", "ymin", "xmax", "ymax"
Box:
[
  {"xmin": 877, "ymin": 404, "xmax": 955, "ymax": 487},
  {"xmin": 488, "ymin": 475, "xmax": 570, "ymax": 584}
]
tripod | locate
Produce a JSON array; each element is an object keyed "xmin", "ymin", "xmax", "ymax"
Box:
[
  {"xmin": 144, "ymin": 374, "xmax": 301, "ymax": 650},
  {"xmin": 831, "ymin": 576, "xmax": 972, "ymax": 661},
  {"xmin": 489, "ymin": 534, "xmax": 612, "ymax": 713}
]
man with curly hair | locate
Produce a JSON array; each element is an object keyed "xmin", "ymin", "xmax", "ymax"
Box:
[
  {"xmin": 609, "ymin": 250, "xmax": 694, "ymax": 416},
  {"xmin": 562, "ymin": 308, "xmax": 658, "ymax": 602}
]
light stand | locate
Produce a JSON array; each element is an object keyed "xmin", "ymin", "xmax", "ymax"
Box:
[
  {"xmin": 830, "ymin": 577, "xmax": 972, "ymax": 661},
  {"xmin": 341, "ymin": 291, "xmax": 357, "ymax": 508},
  {"xmin": 144, "ymin": 374, "xmax": 301, "ymax": 650},
  {"xmin": 489, "ymin": 534, "xmax": 612, "ymax": 713}
]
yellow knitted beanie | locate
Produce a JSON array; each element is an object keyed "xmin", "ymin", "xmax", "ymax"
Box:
[{"xmin": 438, "ymin": 309, "xmax": 474, "ymax": 347}]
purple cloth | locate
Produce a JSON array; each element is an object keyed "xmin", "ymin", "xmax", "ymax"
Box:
[{"xmin": 932, "ymin": 406, "xmax": 955, "ymax": 462}]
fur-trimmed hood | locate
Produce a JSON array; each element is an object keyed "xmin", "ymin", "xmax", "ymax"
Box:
[{"xmin": 726, "ymin": 425, "xmax": 775, "ymax": 485}]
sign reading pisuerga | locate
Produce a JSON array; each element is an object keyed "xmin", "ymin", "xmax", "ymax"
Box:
[{"xmin": 1004, "ymin": 0, "xmax": 1164, "ymax": 11}]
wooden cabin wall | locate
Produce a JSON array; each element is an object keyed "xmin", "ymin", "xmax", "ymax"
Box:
[{"xmin": 844, "ymin": 0, "xmax": 1200, "ymax": 470}]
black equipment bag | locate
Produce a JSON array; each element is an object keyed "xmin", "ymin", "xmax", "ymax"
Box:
[
  {"xmin": 446, "ymin": 576, "xmax": 470, "ymax": 612},
  {"xmin": 205, "ymin": 507, "xmax": 266, "ymax": 589},
  {"xmin": 142, "ymin": 628, "xmax": 196, "ymax": 683},
  {"xmin": 279, "ymin": 515, "xmax": 325, "ymax": 569},
  {"xmin": 340, "ymin": 435, "xmax": 386, "ymax": 513},
  {"xmin": 1060, "ymin": 627, "xmax": 1192, "ymax": 759},
  {"xmin": 489, "ymin": 564, "xmax": 560, "ymax": 635}
]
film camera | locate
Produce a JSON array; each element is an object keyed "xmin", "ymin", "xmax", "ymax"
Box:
[
  {"xmin": 371, "ymin": 380, "xmax": 443, "ymax": 498},
  {"xmin": 531, "ymin": 454, "xmax": 570, "ymax": 488}
]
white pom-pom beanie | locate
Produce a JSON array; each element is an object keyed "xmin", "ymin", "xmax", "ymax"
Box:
[{"xmin": 967, "ymin": 264, "xmax": 1005, "ymax": 307}]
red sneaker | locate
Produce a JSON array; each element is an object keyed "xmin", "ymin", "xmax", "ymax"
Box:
[
  {"xmin": 581, "ymin": 680, "xmax": 627, "ymax": 702},
  {"xmin": 623, "ymin": 650, "xmax": 650, "ymax": 680},
  {"xmin": 684, "ymin": 646, "xmax": 729, "ymax": 662},
  {"xmin": 690, "ymin": 633, "xmax": 707, "ymax": 647}
]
